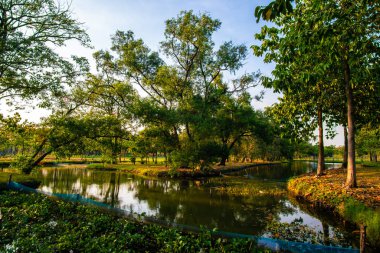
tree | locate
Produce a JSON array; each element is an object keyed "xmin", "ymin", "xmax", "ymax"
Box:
[
  {"xmin": 356, "ymin": 125, "xmax": 380, "ymax": 162},
  {"xmin": 0, "ymin": 0, "xmax": 90, "ymax": 103},
  {"xmin": 253, "ymin": 20, "xmax": 339, "ymax": 176},
  {"xmin": 76, "ymin": 50, "xmax": 137, "ymax": 163},
  {"xmin": 254, "ymin": 0, "xmax": 293, "ymax": 22},
  {"xmin": 214, "ymin": 93, "xmax": 269, "ymax": 165},
  {"xmin": 111, "ymin": 11, "xmax": 261, "ymax": 169},
  {"xmin": 253, "ymin": 0, "xmax": 380, "ymax": 187},
  {"xmin": 12, "ymin": 112, "xmax": 129, "ymax": 174}
]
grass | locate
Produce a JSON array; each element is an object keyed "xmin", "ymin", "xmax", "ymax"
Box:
[
  {"xmin": 86, "ymin": 163, "xmax": 118, "ymax": 171},
  {"xmin": 288, "ymin": 165, "xmax": 380, "ymax": 248},
  {"xmin": 0, "ymin": 190, "xmax": 269, "ymax": 252},
  {"xmin": 0, "ymin": 172, "xmax": 41, "ymax": 191},
  {"xmin": 204, "ymin": 177, "xmax": 287, "ymax": 196}
]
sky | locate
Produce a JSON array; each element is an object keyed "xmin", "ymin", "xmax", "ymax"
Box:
[{"xmin": 4, "ymin": 0, "xmax": 344, "ymax": 146}]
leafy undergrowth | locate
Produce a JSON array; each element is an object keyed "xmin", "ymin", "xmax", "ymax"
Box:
[
  {"xmin": 288, "ymin": 166, "xmax": 380, "ymax": 248},
  {"xmin": 0, "ymin": 172, "xmax": 41, "ymax": 191},
  {"xmin": 204, "ymin": 178, "xmax": 286, "ymax": 196},
  {"xmin": 0, "ymin": 191, "xmax": 271, "ymax": 253}
]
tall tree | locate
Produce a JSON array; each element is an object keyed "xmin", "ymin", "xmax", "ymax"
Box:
[
  {"xmin": 0, "ymin": 0, "xmax": 90, "ymax": 103},
  {"xmin": 253, "ymin": 0, "xmax": 380, "ymax": 187},
  {"xmin": 111, "ymin": 11, "xmax": 260, "ymax": 169}
]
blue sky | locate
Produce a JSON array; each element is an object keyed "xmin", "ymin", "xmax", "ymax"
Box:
[{"xmin": 10, "ymin": 0, "xmax": 345, "ymax": 146}]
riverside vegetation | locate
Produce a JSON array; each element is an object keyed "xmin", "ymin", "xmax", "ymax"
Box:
[{"xmin": 288, "ymin": 165, "xmax": 380, "ymax": 248}]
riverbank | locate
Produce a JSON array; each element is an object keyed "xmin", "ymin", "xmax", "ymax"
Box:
[
  {"xmin": 0, "ymin": 190, "xmax": 266, "ymax": 252},
  {"xmin": 0, "ymin": 172, "xmax": 40, "ymax": 191},
  {"xmin": 288, "ymin": 165, "xmax": 380, "ymax": 248}
]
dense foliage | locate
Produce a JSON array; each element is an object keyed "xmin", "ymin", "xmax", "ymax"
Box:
[
  {"xmin": 0, "ymin": 1, "xmax": 378, "ymax": 178},
  {"xmin": 253, "ymin": 0, "xmax": 380, "ymax": 186},
  {"xmin": 0, "ymin": 8, "xmax": 295, "ymax": 173},
  {"xmin": 0, "ymin": 0, "xmax": 90, "ymax": 103}
]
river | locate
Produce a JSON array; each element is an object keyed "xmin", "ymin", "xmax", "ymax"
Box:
[{"xmin": 35, "ymin": 161, "xmax": 360, "ymax": 250}]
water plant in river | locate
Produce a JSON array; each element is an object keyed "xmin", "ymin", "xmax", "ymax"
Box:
[
  {"xmin": 205, "ymin": 177, "xmax": 287, "ymax": 196},
  {"xmin": 264, "ymin": 218, "xmax": 349, "ymax": 247}
]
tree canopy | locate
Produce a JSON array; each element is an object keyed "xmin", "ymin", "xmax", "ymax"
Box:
[
  {"xmin": 253, "ymin": 0, "xmax": 380, "ymax": 187},
  {"xmin": 0, "ymin": 0, "xmax": 90, "ymax": 104}
]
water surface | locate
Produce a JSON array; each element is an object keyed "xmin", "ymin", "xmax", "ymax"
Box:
[{"xmin": 35, "ymin": 161, "xmax": 359, "ymax": 249}]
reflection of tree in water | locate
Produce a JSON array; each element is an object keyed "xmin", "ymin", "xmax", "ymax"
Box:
[
  {"xmin": 37, "ymin": 169, "xmax": 297, "ymax": 235},
  {"xmin": 232, "ymin": 162, "xmax": 338, "ymax": 180},
  {"xmin": 40, "ymin": 168, "xmax": 360, "ymax": 241},
  {"xmin": 103, "ymin": 173, "xmax": 121, "ymax": 207},
  {"xmin": 133, "ymin": 178, "xmax": 295, "ymax": 235},
  {"xmin": 38, "ymin": 168, "xmax": 123, "ymax": 207},
  {"xmin": 287, "ymin": 196, "xmax": 359, "ymax": 248}
]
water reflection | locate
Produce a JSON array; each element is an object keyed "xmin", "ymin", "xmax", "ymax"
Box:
[
  {"xmin": 35, "ymin": 161, "xmax": 357, "ymax": 248},
  {"xmin": 231, "ymin": 161, "xmax": 340, "ymax": 180}
]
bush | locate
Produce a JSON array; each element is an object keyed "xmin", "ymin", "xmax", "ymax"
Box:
[{"xmin": 169, "ymin": 141, "xmax": 222, "ymax": 171}]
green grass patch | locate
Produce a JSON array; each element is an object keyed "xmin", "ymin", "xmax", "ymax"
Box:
[
  {"xmin": 360, "ymin": 161, "xmax": 380, "ymax": 167},
  {"xmin": 86, "ymin": 163, "xmax": 118, "ymax": 171},
  {"xmin": 340, "ymin": 198, "xmax": 380, "ymax": 247}
]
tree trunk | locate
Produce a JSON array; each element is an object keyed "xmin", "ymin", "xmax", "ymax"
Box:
[
  {"xmin": 164, "ymin": 150, "xmax": 168, "ymax": 167},
  {"xmin": 23, "ymin": 149, "xmax": 53, "ymax": 174},
  {"xmin": 317, "ymin": 106, "xmax": 325, "ymax": 176},
  {"xmin": 185, "ymin": 122, "xmax": 193, "ymax": 142},
  {"xmin": 342, "ymin": 126, "xmax": 348, "ymax": 169},
  {"xmin": 343, "ymin": 50, "xmax": 357, "ymax": 188},
  {"xmin": 219, "ymin": 155, "xmax": 227, "ymax": 166},
  {"xmin": 219, "ymin": 142, "xmax": 229, "ymax": 166}
]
